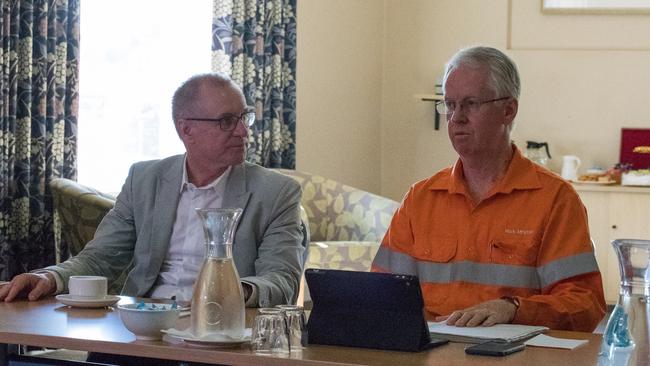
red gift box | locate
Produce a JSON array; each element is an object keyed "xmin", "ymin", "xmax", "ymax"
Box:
[{"xmin": 620, "ymin": 128, "xmax": 650, "ymax": 169}]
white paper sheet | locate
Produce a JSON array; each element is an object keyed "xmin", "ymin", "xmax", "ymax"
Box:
[{"xmin": 524, "ymin": 334, "xmax": 589, "ymax": 349}]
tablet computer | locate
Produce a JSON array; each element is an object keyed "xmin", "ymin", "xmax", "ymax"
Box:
[{"xmin": 305, "ymin": 268, "xmax": 448, "ymax": 352}]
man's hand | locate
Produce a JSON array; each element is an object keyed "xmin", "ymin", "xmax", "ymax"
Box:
[
  {"xmin": 0, "ymin": 273, "xmax": 57, "ymax": 302},
  {"xmin": 434, "ymin": 299, "xmax": 517, "ymax": 327}
]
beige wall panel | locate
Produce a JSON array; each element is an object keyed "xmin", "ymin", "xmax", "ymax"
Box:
[
  {"xmin": 511, "ymin": 1, "xmax": 650, "ymax": 50},
  {"xmin": 296, "ymin": 0, "xmax": 384, "ymax": 193},
  {"xmin": 380, "ymin": 0, "xmax": 510, "ymax": 200}
]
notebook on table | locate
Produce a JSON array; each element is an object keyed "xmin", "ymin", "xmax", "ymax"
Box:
[
  {"xmin": 427, "ymin": 321, "xmax": 548, "ymax": 343},
  {"xmin": 304, "ymin": 268, "xmax": 448, "ymax": 352}
]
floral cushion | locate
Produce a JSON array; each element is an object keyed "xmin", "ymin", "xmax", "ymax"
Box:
[
  {"xmin": 50, "ymin": 178, "xmax": 116, "ymax": 259},
  {"xmin": 306, "ymin": 241, "xmax": 380, "ymax": 272},
  {"xmin": 274, "ymin": 169, "xmax": 399, "ymax": 242}
]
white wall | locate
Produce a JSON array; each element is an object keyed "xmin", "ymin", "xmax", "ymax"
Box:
[
  {"xmin": 380, "ymin": 0, "xmax": 510, "ymax": 199},
  {"xmin": 296, "ymin": 0, "xmax": 384, "ymax": 193}
]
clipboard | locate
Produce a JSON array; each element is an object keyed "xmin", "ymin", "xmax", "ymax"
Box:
[{"xmin": 304, "ymin": 268, "xmax": 448, "ymax": 352}]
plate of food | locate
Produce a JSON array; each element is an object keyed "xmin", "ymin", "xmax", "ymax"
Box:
[
  {"xmin": 572, "ymin": 180, "xmax": 617, "ymax": 185},
  {"xmin": 573, "ymin": 174, "xmax": 617, "ymax": 185}
]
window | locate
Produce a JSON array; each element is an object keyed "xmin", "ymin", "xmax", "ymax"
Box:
[{"xmin": 79, "ymin": 1, "xmax": 212, "ymax": 193}]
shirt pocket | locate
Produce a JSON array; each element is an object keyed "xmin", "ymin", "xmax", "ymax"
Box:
[
  {"xmin": 411, "ymin": 237, "xmax": 457, "ymax": 263},
  {"xmin": 490, "ymin": 238, "xmax": 539, "ymax": 266}
]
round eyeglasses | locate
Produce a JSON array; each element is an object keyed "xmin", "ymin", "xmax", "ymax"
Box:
[{"xmin": 183, "ymin": 111, "xmax": 256, "ymax": 131}]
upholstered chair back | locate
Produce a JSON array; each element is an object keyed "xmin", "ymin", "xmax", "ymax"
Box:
[
  {"xmin": 50, "ymin": 178, "xmax": 116, "ymax": 258},
  {"xmin": 274, "ymin": 169, "xmax": 400, "ymax": 243}
]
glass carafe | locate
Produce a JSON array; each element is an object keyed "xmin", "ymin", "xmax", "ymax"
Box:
[
  {"xmin": 191, "ymin": 208, "xmax": 245, "ymax": 339},
  {"xmin": 598, "ymin": 239, "xmax": 650, "ymax": 366}
]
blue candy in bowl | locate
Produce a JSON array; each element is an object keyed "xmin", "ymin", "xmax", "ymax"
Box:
[{"xmin": 117, "ymin": 302, "xmax": 180, "ymax": 340}]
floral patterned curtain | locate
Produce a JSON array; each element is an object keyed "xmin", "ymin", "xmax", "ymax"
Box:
[
  {"xmin": 0, "ymin": 0, "xmax": 79, "ymax": 280},
  {"xmin": 212, "ymin": 0, "xmax": 296, "ymax": 168}
]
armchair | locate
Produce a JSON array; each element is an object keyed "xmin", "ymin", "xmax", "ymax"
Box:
[{"xmin": 49, "ymin": 178, "xmax": 116, "ymax": 259}]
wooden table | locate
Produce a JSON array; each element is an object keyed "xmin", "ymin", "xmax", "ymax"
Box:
[{"xmin": 0, "ymin": 297, "xmax": 602, "ymax": 366}]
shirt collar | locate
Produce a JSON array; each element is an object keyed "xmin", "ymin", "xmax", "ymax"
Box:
[
  {"xmin": 180, "ymin": 155, "xmax": 232, "ymax": 193},
  {"xmin": 495, "ymin": 145, "xmax": 543, "ymax": 193},
  {"xmin": 428, "ymin": 144, "xmax": 542, "ymax": 194}
]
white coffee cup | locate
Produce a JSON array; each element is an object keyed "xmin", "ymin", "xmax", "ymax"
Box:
[{"xmin": 68, "ymin": 276, "xmax": 107, "ymax": 299}]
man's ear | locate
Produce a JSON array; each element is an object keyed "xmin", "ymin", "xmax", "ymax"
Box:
[
  {"xmin": 503, "ymin": 98, "xmax": 518, "ymax": 126},
  {"xmin": 178, "ymin": 120, "xmax": 194, "ymax": 142}
]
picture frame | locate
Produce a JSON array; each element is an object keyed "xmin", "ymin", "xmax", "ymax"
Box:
[{"xmin": 542, "ymin": 0, "xmax": 650, "ymax": 14}]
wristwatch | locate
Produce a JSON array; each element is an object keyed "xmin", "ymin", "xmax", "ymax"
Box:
[
  {"xmin": 501, "ymin": 296, "xmax": 520, "ymax": 323},
  {"xmin": 501, "ymin": 296, "xmax": 520, "ymax": 311}
]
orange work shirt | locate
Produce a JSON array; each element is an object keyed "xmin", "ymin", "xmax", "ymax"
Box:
[{"xmin": 372, "ymin": 147, "xmax": 606, "ymax": 331}]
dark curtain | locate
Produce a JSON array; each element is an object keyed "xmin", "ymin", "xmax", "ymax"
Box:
[
  {"xmin": 0, "ymin": 0, "xmax": 79, "ymax": 280},
  {"xmin": 212, "ymin": 0, "xmax": 297, "ymax": 169}
]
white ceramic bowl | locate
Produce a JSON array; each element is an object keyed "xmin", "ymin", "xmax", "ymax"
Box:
[{"xmin": 117, "ymin": 303, "xmax": 180, "ymax": 340}]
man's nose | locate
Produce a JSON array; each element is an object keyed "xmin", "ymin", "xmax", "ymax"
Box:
[
  {"xmin": 232, "ymin": 119, "xmax": 249, "ymax": 136},
  {"xmin": 448, "ymin": 105, "xmax": 468, "ymax": 124}
]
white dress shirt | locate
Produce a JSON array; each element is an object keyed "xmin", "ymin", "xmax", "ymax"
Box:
[
  {"xmin": 148, "ymin": 163, "xmax": 231, "ymax": 301},
  {"xmin": 148, "ymin": 161, "xmax": 258, "ymax": 305}
]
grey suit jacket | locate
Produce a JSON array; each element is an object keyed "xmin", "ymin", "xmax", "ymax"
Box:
[{"xmin": 47, "ymin": 156, "xmax": 305, "ymax": 307}]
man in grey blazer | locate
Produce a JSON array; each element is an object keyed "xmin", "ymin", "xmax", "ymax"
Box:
[{"xmin": 0, "ymin": 73, "xmax": 305, "ymax": 308}]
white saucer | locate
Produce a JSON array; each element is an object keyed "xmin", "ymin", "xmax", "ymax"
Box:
[
  {"xmin": 162, "ymin": 328, "xmax": 251, "ymax": 348},
  {"xmin": 56, "ymin": 294, "xmax": 120, "ymax": 308}
]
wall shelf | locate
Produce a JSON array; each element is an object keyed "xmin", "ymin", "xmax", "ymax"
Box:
[{"xmin": 414, "ymin": 94, "xmax": 444, "ymax": 130}]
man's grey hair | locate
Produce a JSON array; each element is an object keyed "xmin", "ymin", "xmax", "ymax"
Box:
[
  {"xmin": 442, "ymin": 46, "xmax": 520, "ymax": 99},
  {"xmin": 171, "ymin": 72, "xmax": 242, "ymax": 130}
]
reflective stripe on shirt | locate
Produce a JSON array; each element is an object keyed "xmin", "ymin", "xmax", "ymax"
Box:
[{"xmin": 373, "ymin": 245, "xmax": 599, "ymax": 289}]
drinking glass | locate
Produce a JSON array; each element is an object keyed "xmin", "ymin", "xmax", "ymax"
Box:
[
  {"xmin": 276, "ymin": 304, "xmax": 307, "ymax": 351},
  {"xmin": 251, "ymin": 308, "xmax": 290, "ymax": 355}
]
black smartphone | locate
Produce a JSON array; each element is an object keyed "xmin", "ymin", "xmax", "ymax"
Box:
[{"xmin": 464, "ymin": 341, "xmax": 525, "ymax": 356}]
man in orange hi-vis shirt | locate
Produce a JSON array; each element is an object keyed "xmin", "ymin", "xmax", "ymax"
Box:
[{"xmin": 371, "ymin": 46, "xmax": 605, "ymax": 332}]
